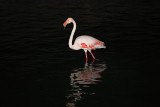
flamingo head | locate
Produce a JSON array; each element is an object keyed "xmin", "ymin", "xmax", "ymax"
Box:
[{"xmin": 63, "ymin": 17, "xmax": 74, "ymax": 28}]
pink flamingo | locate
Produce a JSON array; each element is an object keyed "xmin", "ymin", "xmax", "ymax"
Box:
[{"xmin": 63, "ymin": 17, "xmax": 106, "ymax": 61}]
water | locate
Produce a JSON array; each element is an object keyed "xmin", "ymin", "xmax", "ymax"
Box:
[{"xmin": 1, "ymin": 0, "xmax": 159, "ymax": 107}]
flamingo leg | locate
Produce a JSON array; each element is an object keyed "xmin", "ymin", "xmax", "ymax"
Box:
[
  {"xmin": 84, "ymin": 50, "xmax": 88, "ymax": 62},
  {"xmin": 89, "ymin": 50, "xmax": 96, "ymax": 60},
  {"xmin": 85, "ymin": 52, "xmax": 88, "ymax": 61}
]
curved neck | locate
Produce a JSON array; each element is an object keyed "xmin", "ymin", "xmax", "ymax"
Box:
[{"xmin": 69, "ymin": 20, "xmax": 76, "ymax": 49}]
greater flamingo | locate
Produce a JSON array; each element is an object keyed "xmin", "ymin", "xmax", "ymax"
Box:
[{"xmin": 63, "ymin": 17, "xmax": 106, "ymax": 61}]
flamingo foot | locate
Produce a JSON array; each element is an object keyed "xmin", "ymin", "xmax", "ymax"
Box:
[
  {"xmin": 94, "ymin": 58, "xmax": 99, "ymax": 61},
  {"xmin": 92, "ymin": 58, "xmax": 99, "ymax": 63}
]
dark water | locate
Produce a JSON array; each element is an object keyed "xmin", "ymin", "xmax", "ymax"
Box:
[{"xmin": 1, "ymin": 0, "xmax": 159, "ymax": 107}]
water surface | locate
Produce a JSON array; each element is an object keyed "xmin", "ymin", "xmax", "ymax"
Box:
[{"xmin": 1, "ymin": 0, "xmax": 159, "ymax": 107}]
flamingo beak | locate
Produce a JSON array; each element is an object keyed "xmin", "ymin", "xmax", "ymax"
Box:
[{"xmin": 63, "ymin": 21, "xmax": 68, "ymax": 28}]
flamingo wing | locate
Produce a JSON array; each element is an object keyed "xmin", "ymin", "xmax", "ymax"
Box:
[{"xmin": 74, "ymin": 35, "xmax": 106, "ymax": 50}]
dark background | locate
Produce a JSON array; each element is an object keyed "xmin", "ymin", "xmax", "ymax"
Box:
[{"xmin": 1, "ymin": 0, "xmax": 159, "ymax": 107}]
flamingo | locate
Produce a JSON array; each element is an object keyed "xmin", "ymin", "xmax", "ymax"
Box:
[{"xmin": 63, "ymin": 17, "xmax": 106, "ymax": 61}]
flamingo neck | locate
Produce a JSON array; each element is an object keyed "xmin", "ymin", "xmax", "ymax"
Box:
[{"xmin": 69, "ymin": 20, "xmax": 77, "ymax": 50}]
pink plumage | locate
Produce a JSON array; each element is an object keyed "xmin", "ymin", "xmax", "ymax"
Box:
[
  {"xmin": 74, "ymin": 35, "xmax": 106, "ymax": 50},
  {"xmin": 63, "ymin": 18, "xmax": 106, "ymax": 61}
]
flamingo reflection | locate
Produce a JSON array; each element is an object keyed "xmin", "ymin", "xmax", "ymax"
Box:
[{"xmin": 66, "ymin": 61, "xmax": 107, "ymax": 107}]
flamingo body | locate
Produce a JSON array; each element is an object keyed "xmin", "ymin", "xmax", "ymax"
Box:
[
  {"xmin": 73, "ymin": 35, "xmax": 105, "ymax": 50},
  {"xmin": 63, "ymin": 18, "xmax": 106, "ymax": 61}
]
